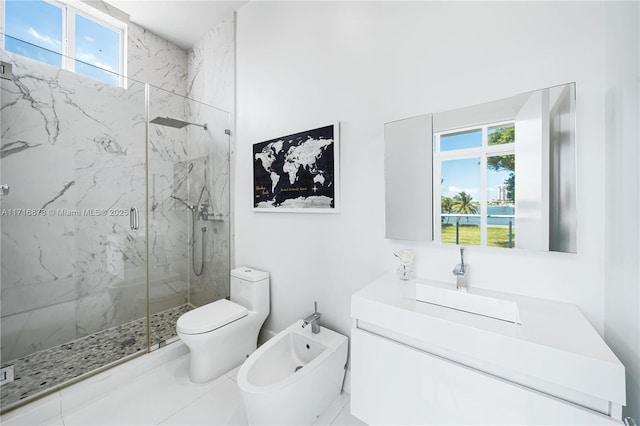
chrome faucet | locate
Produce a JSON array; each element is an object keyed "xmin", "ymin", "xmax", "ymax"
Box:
[
  {"xmin": 302, "ymin": 301, "xmax": 322, "ymax": 334},
  {"xmin": 452, "ymin": 247, "xmax": 468, "ymax": 291}
]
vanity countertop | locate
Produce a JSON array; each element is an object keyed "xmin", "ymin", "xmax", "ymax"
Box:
[{"xmin": 351, "ymin": 273, "xmax": 626, "ymax": 414}]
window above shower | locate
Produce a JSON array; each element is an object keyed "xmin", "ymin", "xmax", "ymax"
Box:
[{"xmin": 1, "ymin": 0, "xmax": 127, "ymax": 87}]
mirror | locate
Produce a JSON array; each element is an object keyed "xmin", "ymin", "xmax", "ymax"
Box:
[{"xmin": 385, "ymin": 82, "xmax": 577, "ymax": 253}]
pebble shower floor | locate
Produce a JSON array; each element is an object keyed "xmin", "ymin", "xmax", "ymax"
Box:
[{"xmin": 0, "ymin": 304, "xmax": 191, "ymax": 410}]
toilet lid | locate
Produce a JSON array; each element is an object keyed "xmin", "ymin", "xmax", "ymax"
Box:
[{"xmin": 177, "ymin": 299, "xmax": 248, "ymax": 334}]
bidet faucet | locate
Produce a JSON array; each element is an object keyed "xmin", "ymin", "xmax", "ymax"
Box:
[
  {"xmin": 452, "ymin": 247, "xmax": 468, "ymax": 291},
  {"xmin": 302, "ymin": 301, "xmax": 322, "ymax": 334}
]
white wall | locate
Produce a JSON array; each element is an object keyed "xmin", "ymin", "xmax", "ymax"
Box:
[
  {"xmin": 236, "ymin": 1, "xmax": 638, "ymax": 414},
  {"xmin": 603, "ymin": 1, "xmax": 640, "ymax": 420}
]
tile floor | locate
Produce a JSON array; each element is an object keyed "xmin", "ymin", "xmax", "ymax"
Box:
[
  {"xmin": 1, "ymin": 305, "xmax": 192, "ymax": 410},
  {"xmin": 10, "ymin": 344, "xmax": 365, "ymax": 426}
]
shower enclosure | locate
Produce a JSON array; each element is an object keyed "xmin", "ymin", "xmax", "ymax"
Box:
[{"xmin": 0, "ymin": 49, "xmax": 231, "ymax": 412}]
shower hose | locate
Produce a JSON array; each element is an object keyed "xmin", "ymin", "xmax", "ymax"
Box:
[{"xmin": 191, "ymin": 208, "xmax": 206, "ymax": 276}]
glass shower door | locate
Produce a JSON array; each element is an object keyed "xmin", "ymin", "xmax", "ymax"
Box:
[
  {"xmin": 146, "ymin": 86, "xmax": 231, "ymax": 350},
  {"xmin": 1, "ymin": 40, "xmax": 232, "ymax": 413},
  {"xmin": 0, "ymin": 50, "xmax": 147, "ymax": 410}
]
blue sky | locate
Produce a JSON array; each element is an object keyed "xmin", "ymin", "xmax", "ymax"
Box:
[
  {"xmin": 441, "ymin": 129, "xmax": 482, "ymax": 152},
  {"xmin": 5, "ymin": 0, "xmax": 120, "ymax": 85},
  {"xmin": 439, "ymin": 130, "xmax": 513, "ymax": 202},
  {"xmin": 5, "ymin": 0, "xmax": 63, "ymax": 67}
]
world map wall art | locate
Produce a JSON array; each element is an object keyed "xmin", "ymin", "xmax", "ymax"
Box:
[{"xmin": 253, "ymin": 123, "xmax": 339, "ymax": 213}]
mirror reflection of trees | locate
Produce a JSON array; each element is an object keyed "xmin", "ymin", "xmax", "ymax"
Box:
[{"xmin": 488, "ymin": 126, "xmax": 515, "ymax": 201}]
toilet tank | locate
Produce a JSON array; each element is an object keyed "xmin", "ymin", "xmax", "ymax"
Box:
[{"xmin": 230, "ymin": 267, "xmax": 270, "ymax": 314}]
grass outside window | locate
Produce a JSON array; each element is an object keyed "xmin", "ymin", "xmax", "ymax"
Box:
[{"xmin": 441, "ymin": 224, "xmax": 515, "ymax": 248}]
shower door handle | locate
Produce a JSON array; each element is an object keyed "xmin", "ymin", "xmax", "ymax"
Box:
[{"xmin": 130, "ymin": 207, "xmax": 139, "ymax": 230}]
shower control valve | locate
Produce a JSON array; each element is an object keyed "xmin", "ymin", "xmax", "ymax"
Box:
[{"xmin": 198, "ymin": 203, "xmax": 224, "ymax": 221}]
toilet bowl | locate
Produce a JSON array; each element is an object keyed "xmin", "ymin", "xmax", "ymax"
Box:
[
  {"xmin": 177, "ymin": 267, "xmax": 269, "ymax": 383},
  {"xmin": 237, "ymin": 320, "xmax": 348, "ymax": 425}
]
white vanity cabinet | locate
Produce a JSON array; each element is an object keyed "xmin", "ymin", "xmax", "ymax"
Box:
[{"xmin": 350, "ymin": 274, "xmax": 626, "ymax": 425}]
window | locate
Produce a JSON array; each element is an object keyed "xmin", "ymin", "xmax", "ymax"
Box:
[
  {"xmin": 434, "ymin": 122, "xmax": 516, "ymax": 248},
  {"xmin": 1, "ymin": 0, "xmax": 127, "ymax": 87},
  {"xmin": 3, "ymin": 0, "xmax": 63, "ymax": 68}
]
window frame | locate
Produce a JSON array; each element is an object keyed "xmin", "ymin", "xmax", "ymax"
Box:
[
  {"xmin": 1, "ymin": 0, "xmax": 127, "ymax": 87},
  {"xmin": 433, "ymin": 120, "xmax": 516, "ymax": 247}
]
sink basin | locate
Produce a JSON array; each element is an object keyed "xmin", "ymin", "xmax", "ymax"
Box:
[{"xmin": 416, "ymin": 282, "xmax": 522, "ymax": 324}]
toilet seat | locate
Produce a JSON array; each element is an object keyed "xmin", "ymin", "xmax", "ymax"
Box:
[{"xmin": 177, "ymin": 299, "xmax": 248, "ymax": 335}]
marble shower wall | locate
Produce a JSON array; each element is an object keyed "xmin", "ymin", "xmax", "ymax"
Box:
[
  {"xmin": 0, "ymin": 14, "xmax": 233, "ymax": 361},
  {"xmin": 186, "ymin": 17, "xmax": 234, "ymax": 307},
  {"xmin": 0, "ymin": 52, "xmax": 146, "ymax": 361},
  {"xmin": 132, "ymin": 23, "xmax": 192, "ymax": 319},
  {"xmin": 147, "ymin": 86, "xmax": 190, "ymax": 319},
  {"xmin": 0, "ymin": 21, "xmax": 191, "ymax": 361},
  {"xmin": 128, "ymin": 23, "xmax": 188, "ymax": 96},
  {"xmin": 184, "ymin": 102, "xmax": 231, "ymax": 307}
]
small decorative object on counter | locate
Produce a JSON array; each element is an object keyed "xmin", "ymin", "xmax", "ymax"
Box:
[{"xmin": 395, "ymin": 249, "xmax": 415, "ymax": 281}]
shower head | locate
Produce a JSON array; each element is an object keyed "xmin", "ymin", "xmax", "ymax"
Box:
[
  {"xmin": 170, "ymin": 195, "xmax": 195, "ymax": 210},
  {"xmin": 150, "ymin": 116, "xmax": 207, "ymax": 130}
]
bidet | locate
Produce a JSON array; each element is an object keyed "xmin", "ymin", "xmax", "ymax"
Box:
[{"xmin": 237, "ymin": 320, "xmax": 348, "ymax": 425}]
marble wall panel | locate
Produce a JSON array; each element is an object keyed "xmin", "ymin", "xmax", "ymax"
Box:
[
  {"xmin": 188, "ymin": 17, "xmax": 234, "ymax": 113},
  {"xmin": 1, "ymin": 52, "xmax": 145, "ymax": 359},
  {"xmin": 148, "ymin": 160, "xmax": 189, "ymax": 275},
  {"xmin": 186, "ymin": 17, "xmax": 234, "ymax": 307},
  {"xmin": 186, "ymin": 110, "xmax": 231, "ymax": 307},
  {"xmin": 0, "ymin": 301, "xmax": 76, "ymax": 362},
  {"xmin": 0, "ymin": 28, "xmax": 172, "ymax": 358},
  {"xmin": 131, "ymin": 20, "xmax": 192, "ymax": 325},
  {"xmin": 128, "ymin": 23, "xmax": 188, "ymax": 96},
  {"xmin": 75, "ymin": 288, "xmax": 145, "ymax": 337},
  {"xmin": 1, "ymin": 209, "xmax": 75, "ymax": 289},
  {"xmin": 148, "ymin": 123, "xmax": 189, "ymax": 163},
  {"xmin": 0, "ymin": 14, "xmax": 236, "ymax": 362},
  {"xmin": 147, "ymin": 88, "xmax": 191, "ymax": 313},
  {"xmin": 73, "ymin": 134, "xmax": 150, "ymax": 335},
  {"xmin": 148, "ymin": 275, "xmax": 188, "ymax": 315},
  {"xmin": 1, "ymin": 54, "xmax": 78, "ymax": 361},
  {"xmin": 0, "ymin": 277, "xmax": 75, "ymax": 317},
  {"xmin": 148, "ymin": 158, "xmax": 189, "ymax": 316}
]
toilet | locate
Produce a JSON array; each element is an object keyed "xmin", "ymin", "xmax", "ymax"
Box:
[{"xmin": 177, "ymin": 267, "xmax": 269, "ymax": 383}]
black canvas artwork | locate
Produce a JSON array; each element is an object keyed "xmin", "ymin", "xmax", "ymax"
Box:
[{"xmin": 253, "ymin": 124, "xmax": 339, "ymax": 212}]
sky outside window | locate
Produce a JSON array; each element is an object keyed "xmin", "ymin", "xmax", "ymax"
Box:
[
  {"xmin": 4, "ymin": 0, "xmax": 123, "ymax": 86},
  {"xmin": 440, "ymin": 129, "xmax": 482, "ymax": 152},
  {"xmin": 4, "ymin": 0, "xmax": 63, "ymax": 67},
  {"xmin": 441, "ymin": 157, "xmax": 480, "ymax": 200},
  {"xmin": 74, "ymin": 14, "xmax": 120, "ymax": 85}
]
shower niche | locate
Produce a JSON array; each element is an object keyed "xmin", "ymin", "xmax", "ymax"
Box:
[{"xmin": 0, "ymin": 50, "xmax": 231, "ymax": 412}]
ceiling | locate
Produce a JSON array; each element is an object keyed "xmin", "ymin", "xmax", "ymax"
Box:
[{"xmin": 106, "ymin": 0, "xmax": 248, "ymax": 49}]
